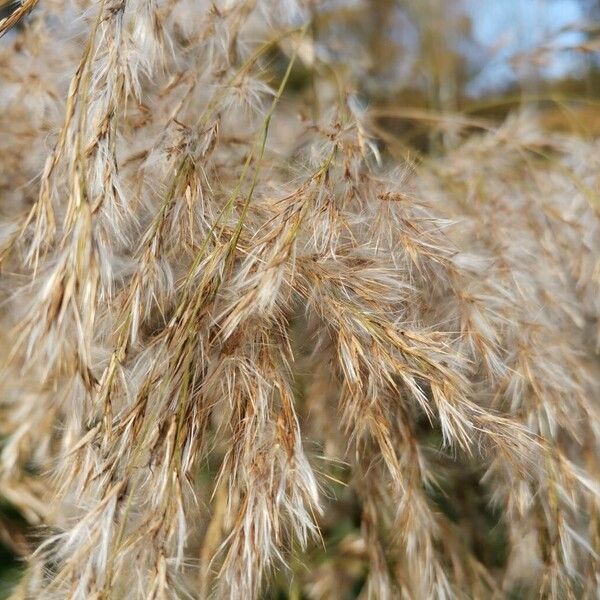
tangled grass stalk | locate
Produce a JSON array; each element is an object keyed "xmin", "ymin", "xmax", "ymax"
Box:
[{"xmin": 0, "ymin": 1, "xmax": 599, "ymax": 598}]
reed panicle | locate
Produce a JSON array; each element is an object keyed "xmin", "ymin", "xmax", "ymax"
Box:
[{"xmin": 0, "ymin": 1, "xmax": 599, "ymax": 598}]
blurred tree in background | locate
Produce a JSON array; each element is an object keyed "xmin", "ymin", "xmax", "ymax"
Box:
[{"xmin": 312, "ymin": 0, "xmax": 600, "ymax": 149}]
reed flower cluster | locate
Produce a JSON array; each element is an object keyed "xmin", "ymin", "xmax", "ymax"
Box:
[{"xmin": 0, "ymin": 1, "xmax": 599, "ymax": 598}]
